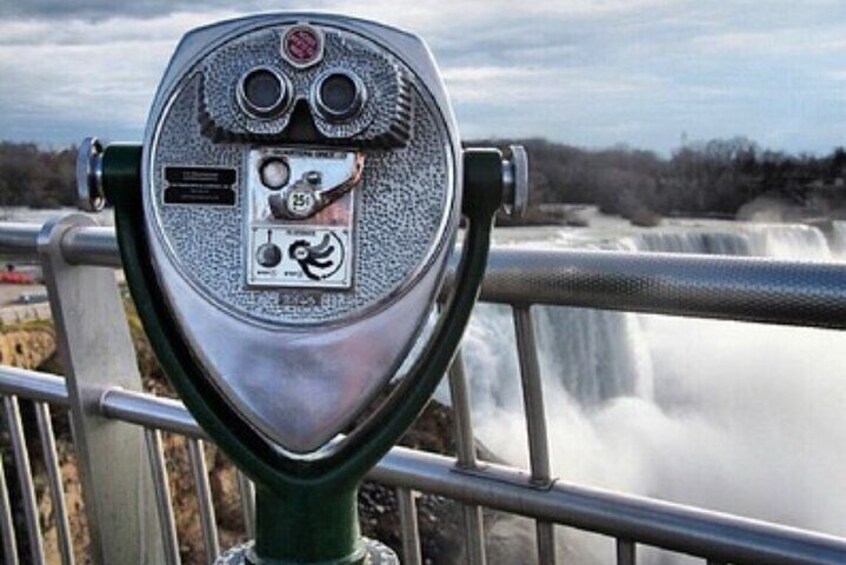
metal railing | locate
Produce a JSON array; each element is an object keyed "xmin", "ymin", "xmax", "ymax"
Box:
[{"xmin": 1, "ymin": 217, "xmax": 845, "ymax": 565}]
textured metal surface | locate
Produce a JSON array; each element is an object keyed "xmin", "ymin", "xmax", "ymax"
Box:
[
  {"xmin": 34, "ymin": 402, "xmax": 74, "ymax": 565},
  {"xmin": 149, "ymin": 22, "xmax": 453, "ymax": 325},
  {"xmin": 152, "ymin": 76, "xmax": 450, "ymax": 324},
  {"xmin": 201, "ymin": 27, "xmax": 412, "ymax": 145},
  {"xmin": 472, "ymin": 246, "xmax": 846, "ymax": 329},
  {"xmin": 3, "ymin": 395, "xmax": 44, "ymax": 564}
]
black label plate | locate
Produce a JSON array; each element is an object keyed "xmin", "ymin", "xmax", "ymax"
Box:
[
  {"xmin": 165, "ymin": 166, "xmax": 236, "ymax": 186},
  {"xmin": 164, "ymin": 186, "xmax": 235, "ymax": 205}
]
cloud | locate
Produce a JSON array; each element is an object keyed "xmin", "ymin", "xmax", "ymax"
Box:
[
  {"xmin": 0, "ymin": 0, "xmax": 270, "ymax": 20},
  {"xmin": 0, "ymin": 1, "xmax": 844, "ymax": 153},
  {"xmin": 0, "ymin": 11, "xmax": 240, "ymax": 142}
]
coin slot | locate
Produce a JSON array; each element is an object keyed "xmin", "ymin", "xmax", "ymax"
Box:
[{"xmin": 259, "ymin": 157, "xmax": 290, "ymax": 190}]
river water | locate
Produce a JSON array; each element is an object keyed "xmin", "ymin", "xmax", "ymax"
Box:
[{"xmin": 447, "ymin": 216, "xmax": 846, "ymax": 563}]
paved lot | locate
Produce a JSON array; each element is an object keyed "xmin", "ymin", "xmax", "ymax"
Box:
[
  {"xmin": 0, "ymin": 283, "xmax": 51, "ymax": 324},
  {"xmin": 0, "ymin": 283, "xmax": 48, "ymax": 306}
]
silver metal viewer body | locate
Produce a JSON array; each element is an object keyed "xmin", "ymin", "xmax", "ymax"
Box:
[{"xmin": 141, "ymin": 14, "xmax": 461, "ymax": 455}]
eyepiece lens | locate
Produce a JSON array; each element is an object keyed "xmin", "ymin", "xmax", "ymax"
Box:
[
  {"xmin": 321, "ymin": 74, "xmax": 357, "ymax": 114},
  {"xmin": 314, "ymin": 71, "xmax": 365, "ymax": 121},
  {"xmin": 239, "ymin": 68, "xmax": 287, "ymax": 118}
]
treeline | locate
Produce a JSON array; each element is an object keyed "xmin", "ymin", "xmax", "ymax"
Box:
[
  {"xmin": 0, "ymin": 142, "xmax": 77, "ymax": 208},
  {"xmin": 3, "ymin": 139, "xmax": 846, "ymax": 217},
  {"xmin": 484, "ymin": 137, "xmax": 846, "ymax": 218}
]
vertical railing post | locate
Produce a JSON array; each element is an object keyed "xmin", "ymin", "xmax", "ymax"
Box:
[
  {"xmin": 187, "ymin": 438, "xmax": 220, "ymax": 561},
  {"xmin": 513, "ymin": 305, "xmax": 557, "ymax": 565},
  {"xmin": 38, "ymin": 214, "xmax": 165, "ymax": 564},
  {"xmin": 396, "ymin": 487, "xmax": 423, "ymax": 565},
  {"xmin": 236, "ymin": 471, "xmax": 256, "ymax": 539},
  {"xmin": 34, "ymin": 401, "xmax": 75, "ymax": 565},
  {"xmin": 0, "ymin": 453, "xmax": 19, "ymax": 565},
  {"xmin": 447, "ymin": 351, "xmax": 488, "ymax": 565},
  {"xmin": 3, "ymin": 395, "xmax": 44, "ymax": 564}
]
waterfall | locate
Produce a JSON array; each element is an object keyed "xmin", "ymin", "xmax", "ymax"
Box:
[
  {"xmin": 533, "ymin": 306, "xmax": 653, "ymax": 406},
  {"xmin": 623, "ymin": 223, "xmax": 833, "ymax": 259},
  {"xmin": 624, "ymin": 230, "xmax": 754, "ymax": 255},
  {"xmin": 451, "ymin": 219, "xmax": 846, "ymax": 563},
  {"xmin": 832, "ymin": 221, "xmax": 846, "ymax": 258}
]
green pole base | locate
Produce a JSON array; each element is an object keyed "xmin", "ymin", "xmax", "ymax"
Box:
[
  {"xmin": 213, "ymin": 539, "xmax": 398, "ymax": 565},
  {"xmin": 253, "ymin": 485, "xmax": 364, "ymax": 563}
]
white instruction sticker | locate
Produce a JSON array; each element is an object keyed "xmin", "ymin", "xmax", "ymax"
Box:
[{"xmin": 249, "ymin": 226, "xmax": 351, "ymax": 288}]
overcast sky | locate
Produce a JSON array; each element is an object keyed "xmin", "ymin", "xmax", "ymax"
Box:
[{"xmin": 1, "ymin": 0, "xmax": 844, "ymax": 154}]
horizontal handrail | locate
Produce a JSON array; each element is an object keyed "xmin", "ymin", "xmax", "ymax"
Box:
[
  {"xmin": 100, "ymin": 388, "xmax": 209, "ymax": 440},
  {"xmin": 2, "ymin": 369, "xmax": 844, "ymax": 564},
  {"xmin": 473, "ymin": 247, "xmax": 846, "ymax": 328},
  {"xmin": 1, "ymin": 222, "xmax": 845, "ymax": 328},
  {"xmin": 60, "ymin": 225, "xmax": 122, "ymax": 268},
  {"xmin": 374, "ymin": 451, "xmax": 846, "ymax": 565},
  {"xmin": 0, "ymin": 222, "xmax": 120, "ymax": 268},
  {"xmin": 0, "ymin": 223, "xmax": 48, "ymax": 258},
  {"xmin": 0, "ymin": 367, "xmax": 69, "ymax": 406}
]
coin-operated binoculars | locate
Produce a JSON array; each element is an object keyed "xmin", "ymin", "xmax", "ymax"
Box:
[{"xmin": 78, "ymin": 13, "xmax": 526, "ymax": 564}]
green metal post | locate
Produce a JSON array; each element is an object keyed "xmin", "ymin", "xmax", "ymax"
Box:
[{"xmin": 254, "ymin": 485, "xmax": 363, "ymax": 564}]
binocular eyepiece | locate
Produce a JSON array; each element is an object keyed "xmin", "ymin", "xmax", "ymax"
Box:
[
  {"xmin": 237, "ymin": 65, "xmax": 367, "ymax": 125},
  {"xmin": 199, "ymin": 22, "xmax": 412, "ymax": 149},
  {"xmin": 237, "ymin": 66, "xmax": 291, "ymax": 119}
]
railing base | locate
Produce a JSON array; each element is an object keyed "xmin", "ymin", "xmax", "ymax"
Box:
[{"xmin": 214, "ymin": 539, "xmax": 398, "ymax": 565}]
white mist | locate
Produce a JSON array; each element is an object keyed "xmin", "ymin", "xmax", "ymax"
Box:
[{"xmin": 448, "ymin": 221, "xmax": 846, "ymax": 563}]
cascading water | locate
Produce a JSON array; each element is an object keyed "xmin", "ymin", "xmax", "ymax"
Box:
[
  {"xmin": 532, "ymin": 306, "xmax": 654, "ymax": 407},
  {"xmin": 623, "ymin": 223, "xmax": 834, "ymax": 259},
  {"xmin": 832, "ymin": 221, "xmax": 846, "ymax": 258},
  {"xmin": 448, "ymin": 219, "xmax": 846, "ymax": 564}
]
